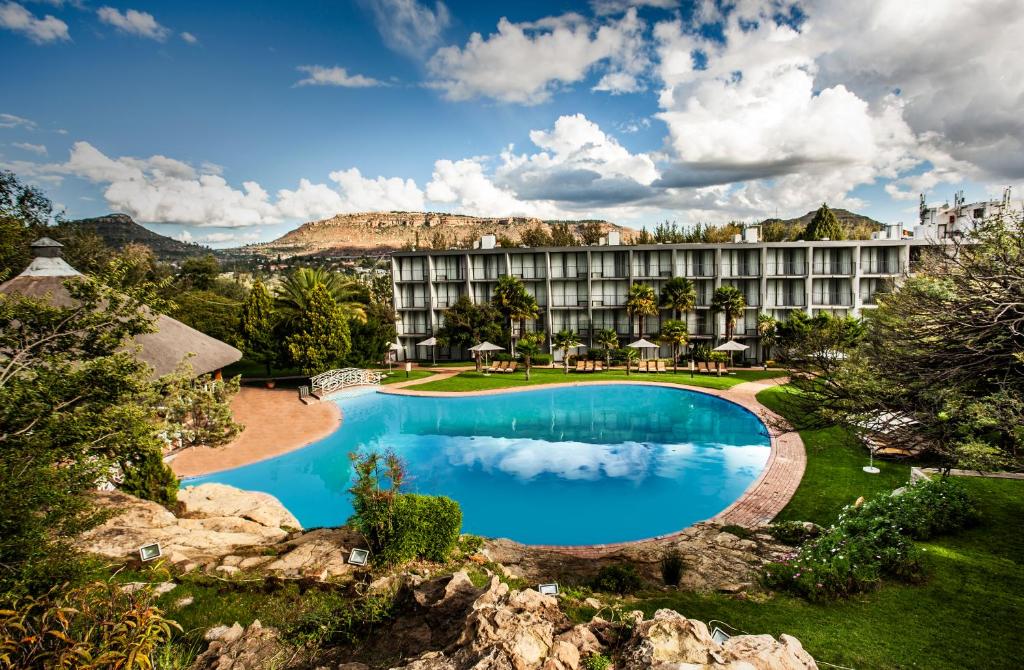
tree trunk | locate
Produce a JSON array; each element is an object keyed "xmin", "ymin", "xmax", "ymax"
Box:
[
  {"xmin": 673, "ymin": 345, "xmax": 678, "ymax": 373},
  {"xmin": 525, "ymin": 357, "xmax": 531, "ymax": 380}
]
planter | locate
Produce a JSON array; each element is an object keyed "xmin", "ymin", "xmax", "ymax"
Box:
[{"xmin": 265, "ymin": 380, "xmax": 276, "ymax": 389}]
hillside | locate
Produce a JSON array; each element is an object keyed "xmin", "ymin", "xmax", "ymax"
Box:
[
  {"xmin": 759, "ymin": 208, "xmax": 884, "ymax": 241},
  {"xmin": 249, "ymin": 211, "xmax": 637, "ymax": 257},
  {"xmin": 64, "ymin": 214, "xmax": 214, "ymax": 261}
]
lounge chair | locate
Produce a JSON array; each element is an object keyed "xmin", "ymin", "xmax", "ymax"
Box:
[
  {"xmin": 505, "ymin": 361, "xmax": 518, "ymax": 374},
  {"xmin": 587, "ymin": 360, "xmax": 596, "ymax": 372},
  {"xmin": 575, "ymin": 360, "xmax": 586, "ymax": 372},
  {"xmin": 594, "ymin": 361, "xmax": 604, "ymax": 372},
  {"xmin": 656, "ymin": 361, "xmax": 667, "ymax": 373},
  {"xmin": 491, "ymin": 360, "xmax": 507, "ymax": 372}
]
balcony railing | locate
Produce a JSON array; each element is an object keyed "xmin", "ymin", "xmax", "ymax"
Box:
[
  {"xmin": 397, "ymin": 272, "xmax": 426, "ymax": 282},
  {"xmin": 812, "ymin": 291, "xmax": 854, "ymax": 306},
  {"xmin": 591, "ymin": 296, "xmax": 625, "ymax": 307},
  {"xmin": 766, "ymin": 262, "xmax": 808, "ymax": 276},
  {"xmin": 812, "ymin": 262, "xmax": 854, "ymax": 275},
  {"xmin": 433, "ymin": 298, "xmax": 461, "ymax": 309},
  {"xmin": 681, "ymin": 265, "xmax": 716, "ymax": 277},
  {"xmin": 550, "ymin": 298, "xmax": 588, "ymax": 308},
  {"xmin": 766, "ymin": 295, "xmax": 806, "ymax": 308},
  {"xmin": 471, "ymin": 270, "xmax": 501, "ymax": 280},
  {"xmin": 398, "ymin": 297, "xmax": 428, "ymax": 309},
  {"xmin": 861, "ymin": 261, "xmax": 904, "ymax": 275},
  {"xmin": 432, "ymin": 271, "xmax": 464, "ymax": 281},
  {"xmin": 721, "ymin": 263, "xmax": 761, "ymax": 277},
  {"xmin": 550, "ymin": 268, "xmax": 588, "ymax": 279},
  {"xmin": 511, "ymin": 268, "xmax": 546, "ymax": 280},
  {"xmin": 631, "ymin": 267, "xmax": 673, "ymax": 278}
]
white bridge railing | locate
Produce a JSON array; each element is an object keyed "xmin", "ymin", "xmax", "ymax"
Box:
[{"xmin": 309, "ymin": 368, "xmax": 382, "ymax": 397}]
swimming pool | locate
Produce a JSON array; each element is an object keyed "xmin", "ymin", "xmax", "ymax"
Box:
[{"xmin": 185, "ymin": 384, "xmax": 771, "ymax": 545}]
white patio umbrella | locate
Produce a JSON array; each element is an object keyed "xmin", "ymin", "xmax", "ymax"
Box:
[
  {"xmin": 627, "ymin": 338, "xmax": 660, "ymax": 360},
  {"xmin": 416, "ymin": 336, "xmax": 438, "ymax": 365},
  {"xmin": 386, "ymin": 341, "xmax": 403, "ymax": 373},
  {"xmin": 713, "ymin": 339, "xmax": 749, "ymax": 366},
  {"xmin": 468, "ymin": 341, "xmax": 504, "ymax": 372}
]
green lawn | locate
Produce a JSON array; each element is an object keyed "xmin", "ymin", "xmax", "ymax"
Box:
[
  {"xmin": 377, "ymin": 369, "xmax": 435, "ymax": 385},
  {"xmin": 604, "ymin": 476, "xmax": 1024, "ymax": 670},
  {"xmin": 405, "ymin": 367, "xmax": 788, "ymax": 392},
  {"xmin": 756, "ymin": 384, "xmax": 912, "ymax": 525}
]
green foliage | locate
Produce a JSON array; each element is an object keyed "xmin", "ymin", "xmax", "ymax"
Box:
[
  {"xmin": 625, "ymin": 283, "xmax": 657, "ymax": 338},
  {"xmin": 802, "ymin": 203, "xmax": 844, "ymax": 240},
  {"xmin": 120, "ymin": 445, "xmax": 179, "ymax": 506},
  {"xmin": 492, "ymin": 275, "xmax": 539, "ymax": 351},
  {"xmin": 347, "ymin": 451, "xmax": 462, "ymax": 566},
  {"xmin": 0, "ymin": 580, "xmax": 180, "ymax": 669},
  {"xmin": 660, "ymin": 549, "xmax": 685, "ymax": 587},
  {"xmin": 239, "ymin": 279, "xmax": 278, "ymax": 375},
  {"xmin": 531, "ymin": 353, "xmax": 552, "ymax": 366},
  {"xmin": 285, "ymin": 590, "xmax": 396, "ymax": 648},
  {"xmin": 710, "ymin": 285, "xmax": 746, "ymax": 340},
  {"xmin": 552, "ymin": 329, "xmax": 582, "ymax": 373},
  {"xmin": 767, "ymin": 521, "xmax": 820, "ymax": 546},
  {"xmin": 764, "ymin": 478, "xmax": 979, "ymax": 601},
  {"xmin": 436, "ymin": 295, "xmax": 503, "ymax": 365},
  {"xmin": 0, "ymin": 278, "xmax": 164, "ymax": 594},
  {"xmin": 582, "ymin": 653, "xmax": 611, "ymax": 670},
  {"xmin": 519, "ymin": 225, "xmax": 553, "ymax": 247},
  {"xmin": 549, "ymin": 222, "xmax": 578, "ymax": 246},
  {"xmin": 176, "ymin": 254, "xmax": 221, "ymax": 290},
  {"xmin": 346, "ymin": 301, "xmax": 398, "ymax": 368},
  {"xmin": 659, "ymin": 276, "xmax": 697, "ymax": 319},
  {"xmin": 285, "ymin": 283, "xmax": 352, "ymax": 375},
  {"xmin": 515, "ymin": 331, "xmax": 545, "ymax": 380},
  {"xmin": 159, "ymin": 362, "xmax": 242, "ymax": 449},
  {"xmin": 169, "ymin": 289, "xmax": 243, "ymax": 348},
  {"xmin": 658, "ymin": 319, "xmax": 689, "ymax": 372},
  {"xmin": 592, "ymin": 564, "xmax": 643, "ymax": 594},
  {"xmin": 594, "ymin": 328, "xmax": 619, "ymax": 367},
  {"xmin": 275, "ymin": 267, "xmax": 368, "ymax": 328}
]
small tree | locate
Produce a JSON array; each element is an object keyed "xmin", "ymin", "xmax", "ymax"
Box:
[
  {"xmin": 803, "ymin": 203, "xmax": 843, "ymax": 241},
  {"xmin": 491, "ymin": 275, "xmax": 539, "ymax": 355},
  {"xmin": 516, "ymin": 332, "xmax": 545, "ymax": 381},
  {"xmin": 436, "ymin": 296, "xmax": 503, "ymax": 371},
  {"xmin": 240, "ymin": 279, "xmax": 278, "ymax": 375},
  {"xmin": 159, "ymin": 361, "xmax": 243, "ymax": 451},
  {"xmin": 285, "ymin": 283, "xmax": 352, "ymax": 375},
  {"xmin": 659, "ymin": 320, "xmax": 689, "ymax": 373},
  {"xmin": 623, "ymin": 346, "xmax": 639, "ymax": 376},
  {"xmin": 594, "ymin": 328, "xmax": 619, "ymax": 369},
  {"xmin": 552, "ymin": 329, "xmax": 582, "ymax": 374},
  {"xmin": 626, "ymin": 283, "xmax": 658, "ymax": 339},
  {"xmin": 757, "ymin": 313, "xmax": 779, "ymax": 363}
]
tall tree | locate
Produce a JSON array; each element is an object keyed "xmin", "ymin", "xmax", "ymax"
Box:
[
  {"xmin": 660, "ymin": 276, "xmax": 697, "ymax": 321},
  {"xmin": 520, "ymin": 226, "xmax": 553, "ymax": 247},
  {"xmin": 552, "ymin": 329, "xmax": 582, "ymax": 374},
  {"xmin": 275, "ymin": 267, "xmax": 368, "ymax": 328},
  {"xmin": 491, "ymin": 275, "xmax": 539, "ymax": 354},
  {"xmin": 577, "ymin": 222, "xmax": 604, "ymax": 245},
  {"xmin": 802, "ymin": 203, "xmax": 844, "ymax": 241},
  {"xmin": 549, "ymin": 223, "xmax": 578, "ymax": 246},
  {"xmin": 659, "ymin": 319, "xmax": 689, "ymax": 373},
  {"xmin": 284, "ymin": 283, "xmax": 352, "ymax": 375},
  {"xmin": 177, "ymin": 254, "xmax": 221, "ymax": 290},
  {"xmin": 711, "ymin": 285, "xmax": 746, "ymax": 340},
  {"xmin": 626, "ymin": 283, "xmax": 658, "ymax": 339},
  {"xmin": 240, "ymin": 279, "xmax": 278, "ymax": 375},
  {"xmin": 1, "ymin": 169, "xmax": 55, "ymax": 279},
  {"xmin": 757, "ymin": 313, "xmax": 779, "ymax": 363},
  {"xmin": 594, "ymin": 328, "xmax": 619, "ymax": 369},
  {"xmin": 347, "ymin": 302, "xmax": 398, "ymax": 368},
  {"xmin": 436, "ymin": 296, "xmax": 503, "ymax": 371}
]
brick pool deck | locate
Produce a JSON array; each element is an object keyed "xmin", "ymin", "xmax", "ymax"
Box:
[{"xmin": 381, "ymin": 376, "xmax": 806, "ymax": 556}]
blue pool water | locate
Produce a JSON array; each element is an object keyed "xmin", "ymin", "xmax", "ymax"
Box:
[{"xmin": 185, "ymin": 385, "xmax": 771, "ymax": 545}]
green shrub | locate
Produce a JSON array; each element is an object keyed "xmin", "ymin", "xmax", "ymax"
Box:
[
  {"xmin": 719, "ymin": 524, "xmax": 754, "ymax": 539},
  {"xmin": 492, "ymin": 353, "xmax": 513, "ymax": 362},
  {"xmin": 593, "ymin": 563, "xmax": 643, "ymax": 594},
  {"xmin": 660, "ymin": 549, "xmax": 685, "ymax": 587},
  {"xmin": 286, "ymin": 591, "xmax": 396, "ymax": 647},
  {"xmin": 531, "ymin": 353, "xmax": 552, "ymax": 366},
  {"xmin": 768, "ymin": 520, "xmax": 819, "ymax": 546},
  {"xmin": 764, "ymin": 478, "xmax": 978, "ymax": 601},
  {"xmin": 582, "ymin": 653, "xmax": 611, "ymax": 670},
  {"xmin": 120, "ymin": 446, "xmax": 178, "ymax": 506}
]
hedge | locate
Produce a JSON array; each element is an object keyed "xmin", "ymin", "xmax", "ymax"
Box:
[{"xmin": 374, "ymin": 493, "xmax": 462, "ymax": 566}]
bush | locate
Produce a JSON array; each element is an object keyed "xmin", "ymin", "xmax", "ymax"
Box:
[
  {"xmin": 120, "ymin": 446, "xmax": 178, "ymax": 506},
  {"xmin": 582, "ymin": 653, "xmax": 611, "ymax": 670},
  {"xmin": 531, "ymin": 353, "xmax": 552, "ymax": 366},
  {"xmin": 492, "ymin": 353, "xmax": 513, "ymax": 362},
  {"xmin": 593, "ymin": 563, "xmax": 643, "ymax": 594},
  {"xmin": 660, "ymin": 549, "xmax": 685, "ymax": 587},
  {"xmin": 286, "ymin": 590, "xmax": 396, "ymax": 647},
  {"xmin": 763, "ymin": 478, "xmax": 978, "ymax": 601},
  {"xmin": 768, "ymin": 520, "xmax": 820, "ymax": 546},
  {"xmin": 0, "ymin": 581, "xmax": 180, "ymax": 669}
]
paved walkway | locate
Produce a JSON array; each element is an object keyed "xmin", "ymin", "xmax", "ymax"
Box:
[{"xmin": 169, "ymin": 386, "xmax": 341, "ymax": 478}]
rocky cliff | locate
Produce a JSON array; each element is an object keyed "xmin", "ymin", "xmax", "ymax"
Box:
[
  {"xmin": 250, "ymin": 212, "xmax": 637, "ymax": 257},
  {"xmin": 64, "ymin": 213, "xmax": 215, "ymax": 261}
]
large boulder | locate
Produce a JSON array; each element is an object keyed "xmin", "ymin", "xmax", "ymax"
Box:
[
  {"xmin": 179, "ymin": 483, "xmax": 301, "ymax": 530},
  {"xmin": 191, "ymin": 620, "xmax": 292, "ymax": 670}
]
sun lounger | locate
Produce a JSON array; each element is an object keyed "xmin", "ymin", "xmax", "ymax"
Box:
[
  {"xmin": 491, "ymin": 360, "xmax": 507, "ymax": 372},
  {"xmin": 505, "ymin": 361, "xmax": 518, "ymax": 374},
  {"xmin": 656, "ymin": 361, "xmax": 667, "ymax": 373},
  {"xmin": 594, "ymin": 361, "xmax": 603, "ymax": 372},
  {"xmin": 589, "ymin": 360, "xmax": 598, "ymax": 372},
  {"xmin": 575, "ymin": 360, "xmax": 586, "ymax": 372}
]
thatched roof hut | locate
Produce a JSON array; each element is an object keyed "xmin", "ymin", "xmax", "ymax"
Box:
[{"xmin": 0, "ymin": 238, "xmax": 242, "ymax": 378}]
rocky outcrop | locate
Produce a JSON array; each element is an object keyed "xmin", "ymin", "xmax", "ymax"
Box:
[
  {"xmin": 484, "ymin": 523, "xmax": 791, "ymax": 594},
  {"xmin": 191, "ymin": 620, "xmax": 292, "ymax": 670},
  {"xmin": 179, "ymin": 483, "xmax": 301, "ymax": 530}
]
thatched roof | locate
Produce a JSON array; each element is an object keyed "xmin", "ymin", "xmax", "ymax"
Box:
[{"xmin": 0, "ymin": 239, "xmax": 241, "ymax": 378}]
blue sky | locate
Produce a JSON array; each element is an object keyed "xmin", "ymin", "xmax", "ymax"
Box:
[{"xmin": 2, "ymin": 0, "xmax": 1021, "ymax": 246}]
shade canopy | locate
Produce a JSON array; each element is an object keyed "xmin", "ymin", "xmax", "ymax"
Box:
[
  {"xmin": 468, "ymin": 341, "xmax": 504, "ymax": 352},
  {"xmin": 713, "ymin": 340, "xmax": 749, "ymax": 352},
  {"xmin": 627, "ymin": 338, "xmax": 659, "ymax": 349},
  {"xmin": 387, "ymin": 342, "xmax": 404, "ymax": 351},
  {"xmin": 416, "ymin": 337, "xmax": 438, "ymax": 347}
]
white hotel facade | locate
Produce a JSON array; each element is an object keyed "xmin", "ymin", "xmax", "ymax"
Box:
[{"xmin": 390, "ymin": 195, "xmax": 1014, "ymax": 363}]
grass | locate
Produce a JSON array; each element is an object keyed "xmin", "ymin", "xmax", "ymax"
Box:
[
  {"xmin": 377, "ymin": 369, "xmax": 435, "ymax": 385},
  {"xmin": 595, "ymin": 476, "xmax": 1023, "ymax": 670},
  {"xmin": 756, "ymin": 384, "xmax": 912, "ymax": 525},
  {"xmin": 405, "ymin": 367, "xmax": 787, "ymax": 393}
]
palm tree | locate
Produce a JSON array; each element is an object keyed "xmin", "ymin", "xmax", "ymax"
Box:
[
  {"xmin": 594, "ymin": 328, "xmax": 619, "ymax": 369},
  {"xmin": 757, "ymin": 313, "xmax": 778, "ymax": 363},
  {"xmin": 626, "ymin": 283, "xmax": 658, "ymax": 339},
  {"xmin": 516, "ymin": 332, "xmax": 544, "ymax": 381},
  {"xmin": 711, "ymin": 285, "xmax": 746, "ymax": 341},
  {"xmin": 491, "ymin": 276, "xmax": 539, "ymax": 355},
  {"xmin": 552, "ymin": 329, "xmax": 581, "ymax": 374},
  {"xmin": 659, "ymin": 320, "xmax": 689, "ymax": 373},
  {"xmin": 660, "ymin": 277, "xmax": 697, "ymax": 320},
  {"xmin": 623, "ymin": 346, "xmax": 639, "ymax": 376},
  {"xmin": 275, "ymin": 267, "xmax": 368, "ymax": 328}
]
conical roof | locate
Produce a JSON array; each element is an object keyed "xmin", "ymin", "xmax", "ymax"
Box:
[{"xmin": 0, "ymin": 239, "xmax": 241, "ymax": 378}]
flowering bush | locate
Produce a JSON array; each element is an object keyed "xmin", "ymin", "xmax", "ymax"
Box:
[{"xmin": 764, "ymin": 477, "xmax": 978, "ymax": 600}]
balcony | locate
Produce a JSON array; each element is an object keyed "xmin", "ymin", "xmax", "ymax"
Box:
[
  {"xmin": 396, "ymin": 272, "xmax": 426, "ymax": 282},
  {"xmin": 631, "ymin": 267, "xmax": 673, "ymax": 279},
  {"xmin": 861, "ymin": 260, "xmax": 904, "ymax": 275},
  {"xmin": 397, "ymin": 297, "xmax": 428, "ymax": 309},
  {"xmin": 433, "ymin": 298, "xmax": 461, "ymax": 309},
  {"xmin": 766, "ymin": 262, "xmax": 808, "ymax": 276},
  {"xmin": 811, "ymin": 262, "xmax": 854, "ymax": 275},
  {"xmin": 766, "ymin": 295, "xmax": 806, "ymax": 308},
  {"xmin": 721, "ymin": 263, "xmax": 761, "ymax": 277},
  {"xmin": 682, "ymin": 265, "xmax": 716, "ymax": 278},
  {"xmin": 471, "ymin": 271, "xmax": 501, "ymax": 281},
  {"xmin": 591, "ymin": 296, "xmax": 625, "ymax": 308},
  {"xmin": 432, "ymin": 271, "xmax": 464, "ymax": 282},
  {"xmin": 550, "ymin": 297, "xmax": 588, "ymax": 308},
  {"xmin": 550, "ymin": 269, "xmax": 588, "ymax": 279},
  {"xmin": 812, "ymin": 291, "xmax": 854, "ymax": 307},
  {"xmin": 511, "ymin": 268, "xmax": 546, "ymax": 280}
]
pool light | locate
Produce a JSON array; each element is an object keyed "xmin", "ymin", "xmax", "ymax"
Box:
[
  {"xmin": 348, "ymin": 548, "xmax": 370, "ymax": 566},
  {"xmin": 139, "ymin": 543, "xmax": 162, "ymax": 562},
  {"xmin": 538, "ymin": 583, "xmax": 559, "ymax": 596}
]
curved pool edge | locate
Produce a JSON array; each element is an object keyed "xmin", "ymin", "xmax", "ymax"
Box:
[{"xmin": 382, "ymin": 378, "xmax": 806, "ymax": 555}]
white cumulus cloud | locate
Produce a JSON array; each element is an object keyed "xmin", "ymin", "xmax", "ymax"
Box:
[
  {"xmin": 361, "ymin": 0, "xmax": 449, "ymax": 58},
  {"xmin": 180, "ymin": 31, "xmax": 197, "ymax": 44},
  {"xmin": 13, "ymin": 141, "xmax": 47, "ymax": 155},
  {"xmin": 0, "ymin": 2, "xmax": 69, "ymax": 43},
  {"xmin": 294, "ymin": 65, "xmax": 384, "ymax": 88},
  {"xmin": 0, "ymin": 112, "xmax": 37, "ymax": 129},
  {"xmin": 97, "ymin": 6, "xmax": 169, "ymax": 41}
]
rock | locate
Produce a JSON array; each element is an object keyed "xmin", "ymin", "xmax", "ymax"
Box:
[
  {"xmin": 582, "ymin": 597, "xmax": 603, "ymax": 609},
  {"xmin": 174, "ymin": 595, "xmax": 194, "ymax": 608},
  {"xmin": 550, "ymin": 640, "xmax": 580, "ymax": 670},
  {"xmin": 221, "ymin": 555, "xmax": 243, "ymax": 567},
  {"xmin": 238, "ymin": 556, "xmax": 274, "ymax": 570},
  {"xmin": 262, "ymin": 527, "xmax": 363, "ymax": 579},
  {"xmin": 722, "ymin": 632, "xmax": 818, "ymax": 668},
  {"xmin": 193, "ymin": 620, "xmax": 293, "ymax": 670},
  {"xmin": 621, "ymin": 609, "xmax": 723, "ymax": 668},
  {"xmin": 335, "ymin": 664, "xmax": 370, "ymax": 670},
  {"xmin": 119, "ymin": 581, "xmax": 176, "ymax": 596},
  {"xmin": 180, "ymin": 483, "xmax": 302, "ymax": 530},
  {"xmin": 205, "ymin": 622, "xmax": 245, "ymax": 643},
  {"xmin": 554, "ymin": 626, "xmax": 603, "ymax": 656},
  {"xmin": 215, "ymin": 565, "xmax": 240, "ymax": 577}
]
